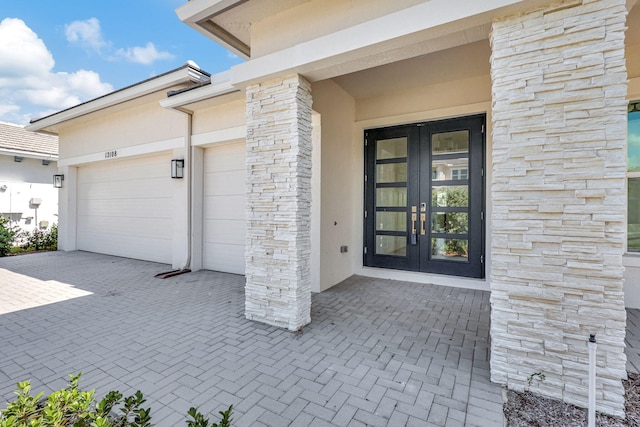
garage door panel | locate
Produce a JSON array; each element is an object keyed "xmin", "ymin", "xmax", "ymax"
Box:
[
  {"xmin": 77, "ymin": 230, "xmax": 171, "ymax": 263},
  {"xmin": 78, "ymin": 198, "xmax": 172, "ymax": 219},
  {"xmin": 204, "ymin": 144, "xmax": 245, "ymax": 171},
  {"xmin": 78, "ymin": 215, "xmax": 172, "ymax": 239},
  {"xmin": 78, "ymin": 178, "xmax": 170, "ymax": 200},
  {"xmin": 204, "ymin": 219, "xmax": 245, "ymax": 246},
  {"xmin": 204, "ymin": 170, "xmax": 245, "ymax": 196},
  {"xmin": 203, "ymin": 142, "xmax": 246, "ymax": 274},
  {"xmin": 204, "ymin": 195, "xmax": 245, "ymax": 220},
  {"xmin": 77, "ymin": 153, "xmax": 173, "ymax": 264},
  {"xmin": 203, "ymin": 242, "xmax": 244, "ymax": 275}
]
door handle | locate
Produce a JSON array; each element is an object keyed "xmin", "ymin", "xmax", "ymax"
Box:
[
  {"xmin": 420, "ymin": 202, "xmax": 427, "ymax": 236},
  {"xmin": 411, "ymin": 206, "xmax": 417, "ymax": 245}
]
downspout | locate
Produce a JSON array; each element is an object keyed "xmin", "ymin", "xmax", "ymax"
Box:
[{"xmin": 181, "ymin": 110, "xmax": 193, "ymax": 271}]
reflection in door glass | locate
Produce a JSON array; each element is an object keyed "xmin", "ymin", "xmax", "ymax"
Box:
[
  {"xmin": 377, "ymin": 162, "xmax": 407, "ymax": 183},
  {"xmin": 376, "ymin": 212, "xmax": 406, "ymax": 231},
  {"xmin": 431, "ymin": 186, "xmax": 468, "ymax": 207},
  {"xmin": 432, "ymin": 158, "xmax": 468, "ymax": 182},
  {"xmin": 431, "ymin": 212, "xmax": 468, "ymax": 234},
  {"xmin": 376, "ymin": 187, "xmax": 407, "ymax": 207},
  {"xmin": 377, "ymin": 137, "xmax": 407, "ymax": 159},
  {"xmin": 377, "ymin": 235, "xmax": 407, "ymax": 256},
  {"xmin": 432, "ymin": 131, "xmax": 469, "ymax": 154},
  {"xmin": 431, "ymin": 238, "xmax": 468, "ymax": 262}
]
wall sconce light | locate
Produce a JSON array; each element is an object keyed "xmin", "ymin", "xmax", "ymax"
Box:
[
  {"xmin": 171, "ymin": 159, "xmax": 184, "ymax": 179},
  {"xmin": 14, "ymin": 156, "xmax": 23, "ymax": 162},
  {"xmin": 42, "ymin": 159, "xmax": 50, "ymax": 166},
  {"xmin": 53, "ymin": 174, "xmax": 64, "ymax": 188}
]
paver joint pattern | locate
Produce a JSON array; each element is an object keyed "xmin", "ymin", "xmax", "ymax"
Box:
[{"xmin": 0, "ymin": 251, "xmax": 507, "ymax": 426}]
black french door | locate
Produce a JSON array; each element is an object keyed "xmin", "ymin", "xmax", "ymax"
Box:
[{"xmin": 364, "ymin": 115, "xmax": 485, "ymax": 278}]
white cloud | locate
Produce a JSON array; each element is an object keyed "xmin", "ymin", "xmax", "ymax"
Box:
[
  {"xmin": 0, "ymin": 18, "xmax": 113, "ymax": 124},
  {"xmin": 116, "ymin": 42, "xmax": 174, "ymax": 65},
  {"xmin": 65, "ymin": 18, "xmax": 107, "ymax": 54},
  {"xmin": 65, "ymin": 18, "xmax": 174, "ymax": 66}
]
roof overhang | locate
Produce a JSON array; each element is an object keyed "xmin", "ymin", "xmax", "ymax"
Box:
[
  {"xmin": 0, "ymin": 148, "xmax": 58, "ymax": 161},
  {"xmin": 160, "ymin": 80, "xmax": 242, "ymax": 113},
  {"xmin": 26, "ymin": 64, "xmax": 210, "ymax": 135}
]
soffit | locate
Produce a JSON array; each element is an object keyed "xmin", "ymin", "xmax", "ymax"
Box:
[
  {"xmin": 177, "ymin": 0, "xmax": 309, "ymax": 58},
  {"xmin": 332, "ymin": 39, "xmax": 491, "ymax": 100}
]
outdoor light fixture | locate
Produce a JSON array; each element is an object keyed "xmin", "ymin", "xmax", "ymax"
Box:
[
  {"xmin": 14, "ymin": 156, "xmax": 23, "ymax": 162},
  {"xmin": 171, "ymin": 159, "xmax": 184, "ymax": 179},
  {"xmin": 42, "ymin": 159, "xmax": 50, "ymax": 166},
  {"xmin": 53, "ymin": 174, "xmax": 64, "ymax": 188}
]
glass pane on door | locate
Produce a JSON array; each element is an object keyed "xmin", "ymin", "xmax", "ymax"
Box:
[{"xmin": 374, "ymin": 137, "xmax": 408, "ymax": 257}]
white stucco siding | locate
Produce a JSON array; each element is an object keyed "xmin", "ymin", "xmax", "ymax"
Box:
[
  {"xmin": 76, "ymin": 154, "xmax": 173, "ymax": 264},
  {"xmin": 203, "ymin": 141, "xmax": 246, "ymax": 274}
]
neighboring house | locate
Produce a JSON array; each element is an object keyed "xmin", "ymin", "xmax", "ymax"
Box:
[
  {"xmin": 0, "ymin": 122, "xmax": 58, "ymax": 234},
  {"xmin": 26, "ymin": 0, "xmax": 640, "ymax": 418}
]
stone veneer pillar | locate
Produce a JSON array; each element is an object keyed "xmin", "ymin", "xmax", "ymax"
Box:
[
  {"xmin": 490, "ymin": 0, "xmax": 628, "ymax": 417},
  {"xmin": 245, "ymin": 74, "xmax": 312, "ymax": 331}
]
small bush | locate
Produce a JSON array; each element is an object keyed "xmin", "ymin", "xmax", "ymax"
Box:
[
  {"xmin": 0, "ymin": 217, "xmax": 18, "ymax": 257},
  {"xmin": 0, "ymin": 373, "xmax": 233, "ymax": 427},
  {"xmin": 17, "ymin": 224, "xmax": 57, "ymax": 252}
]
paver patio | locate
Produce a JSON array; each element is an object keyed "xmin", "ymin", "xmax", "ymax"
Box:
[{"xmin": 1, "ymin": 251, "xmax": 636, "ymax": 426}]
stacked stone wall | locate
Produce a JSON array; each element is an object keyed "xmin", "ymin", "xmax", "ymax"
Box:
[
  {"xmin": 245, "ymin": 74, "xmax": 313, "ymax": 331},
  {"xmin": 490, "ymin": 0, "xmax": 628, "ymax": 416}
]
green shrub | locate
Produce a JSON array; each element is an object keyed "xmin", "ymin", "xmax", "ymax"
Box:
[
  {"xmin": 18, "ymin": 224, "xmax": 57, "ymax": 252},
  {"xmin": 0, "ymin": 373, "xmax": 233, "ymax": 427},
  {"xmin": 0, "ymin": 217, "xmax": 18, "ymax": 257}
]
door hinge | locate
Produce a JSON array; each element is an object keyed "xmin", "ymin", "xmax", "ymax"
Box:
[
  {"xmin": 481, "ymin": 211, "xmax": 484, "ymax": 221},
  {"xmin": 364, "ymin": 247, "xmax": 368, "ymax": 254},
  {"xmin": 364, "ymin": 174, "xmax": 368, "ymax": 183},
  {"xmin": 481, "ymin": 168, "xmax": 484, "ymax": 177},
  {"xmin": 364, "ymin": 210, "xmax": 368, "ymax": 218},
  {"xmin": 480, "ymin": 254, "xmax": 484, "ymax": 264},
  {"xmin": 365, "ymin": 138, "xmax": 368, "ymax": 147},
  {"xmin": 481, "ymin": 124, "xmax": 485, "ymax": 134}
]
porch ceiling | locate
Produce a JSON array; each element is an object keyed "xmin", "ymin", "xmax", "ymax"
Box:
[{"xmin": 331, "ymin": 39, "xmax": 491, "ymax": 101}]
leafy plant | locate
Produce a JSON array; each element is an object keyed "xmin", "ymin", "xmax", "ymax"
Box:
[
  {"xmin": 17, "ymin": 224, "xmax": 57, "ymax": 252},
  {"xmin": 186, "ymin": 405, "xmax": 233, "ymax": 427},
  {"xmin": 526, "ymin": 371, "xmax": 546, "ymax": 390},
  {"xmin": 0, "ymin": 216, "xmax": 18, "ymax": 257},
  {"xmin": 0, "ymin": 373, "xmax": 233, "ymax": 427}
]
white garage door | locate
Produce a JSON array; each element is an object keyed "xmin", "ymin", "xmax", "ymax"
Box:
[
  {"xmin": 77, "ymin": 153, "xmax": 173, "ymax": 264},
  {"xmin": 203, "ymin": 142, "xmax": 246, "ymax": 274}
]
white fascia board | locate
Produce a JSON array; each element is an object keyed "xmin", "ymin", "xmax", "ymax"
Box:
[
  {"xmin": 175, "ymin": 0, "xmax": 244, "ymax": 24},
  {"xmin": 26, "ymin": 67, "xmax": 209, "ymax": 133},
  {"xmin": 230, "ymin": 0, "xmax": 548, "ymax": 87},
  {"xmin": 0, "ymin": 148, "xmax": 58, "ymax": 161},
  {"xmin": 160, "ymin": 81, "xmax": 240, "ymax": 112}
]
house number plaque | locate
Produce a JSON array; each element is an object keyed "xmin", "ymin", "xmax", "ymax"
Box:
[{"xmin": 105, "ymin": 150, "xmax": 118, "ymax": 159}]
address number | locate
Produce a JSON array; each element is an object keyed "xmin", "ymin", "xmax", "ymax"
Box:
[{"xmin": 105, "ymin": 150, "xmax": 118, "ymax": 159}]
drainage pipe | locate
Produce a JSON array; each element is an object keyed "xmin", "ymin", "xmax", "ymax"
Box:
[
  {"xmin": 588, "ymin": 334, "xmax": 597, "ymax": 427},
  {"xmin": 180, "ymin": 111, "xmax": 193, "ymax": 271}
]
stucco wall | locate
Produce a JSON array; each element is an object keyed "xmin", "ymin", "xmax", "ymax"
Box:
[
  {"xmin": 59, "ymin": 91, "xmax": 186, "ymax": 160},
  {"xmin": 311, "ymin": 79, "xmax": 357, "ymax": 292},
  {"xmin": 251, "ymin": 0, "xmax": 423, "ymax": 58},
  {"xmin": 192, "ymin": 99, "xmax": 246, "ymax": 135},
  {"xmin": 0, "ymin": 155, "xmax": 58, "ymax": 233}
]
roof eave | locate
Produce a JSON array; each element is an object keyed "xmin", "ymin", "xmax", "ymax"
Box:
[{"xmin": 26, "ymin": 65, "xmax": 210, "ymax": 135}]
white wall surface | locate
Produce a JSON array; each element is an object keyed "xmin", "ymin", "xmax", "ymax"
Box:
[
  {"xmin": 311, "ymin": 79, "xmax": 357, "ymax": 291},
  {"xmin": 0, "ymin": 155, "xmax": 58, "ymax": 234}
]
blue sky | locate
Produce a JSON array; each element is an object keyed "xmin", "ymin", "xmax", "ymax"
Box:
[{"xmin": 0, "ymin": 0, "xmax": 243, "ymax": 125}]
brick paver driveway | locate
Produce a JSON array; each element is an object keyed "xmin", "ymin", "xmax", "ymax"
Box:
[{"xmin": 0, "ymin": 251, "xmax": 504, "ymax": 426}]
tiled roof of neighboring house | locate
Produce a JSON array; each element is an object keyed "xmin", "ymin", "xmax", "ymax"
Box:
[{"xmin": 0, "ymin": 122, "xmax": 58, "ymax": 157}]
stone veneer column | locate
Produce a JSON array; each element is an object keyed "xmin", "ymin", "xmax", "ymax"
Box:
[
  {"xmin": 490, "ymin": 0, "xmax": 628, "ymax": 417},
  {"xmin": 245, "ymin": 74, "xmax": 312, "ymax": 331}
]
